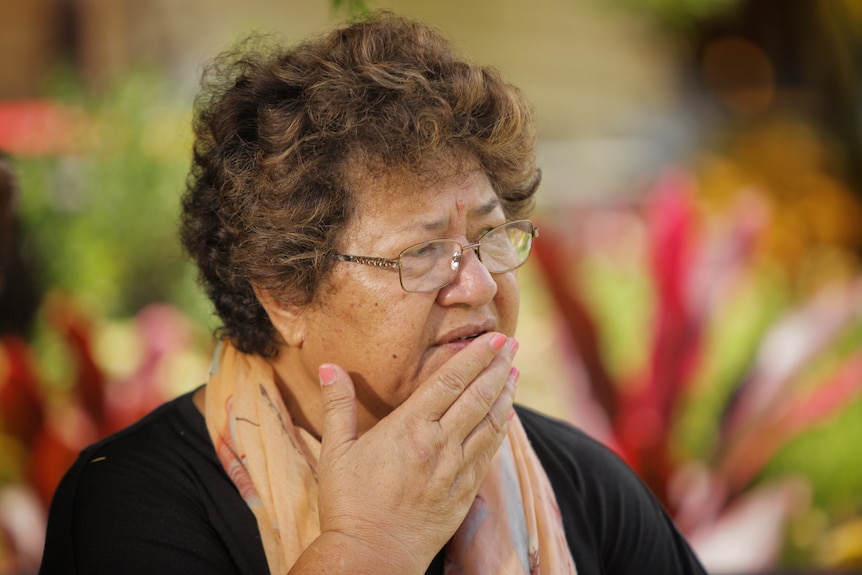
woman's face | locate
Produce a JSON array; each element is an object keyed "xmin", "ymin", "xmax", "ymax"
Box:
[{"xmin": 269, "ymin": 168, "xmax": 521, "ymax": 436}]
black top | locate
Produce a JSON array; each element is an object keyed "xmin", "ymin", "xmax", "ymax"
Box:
[{"xmin": 40, "ymin": 388, "xmax": 707, "ymax": 574}]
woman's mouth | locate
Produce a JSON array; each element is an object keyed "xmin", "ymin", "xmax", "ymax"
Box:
[
  {"xmin": 433, "ymin": 320, "xmax": 498, "ymax": 351},
  {"xmin": 451, "ymin": 331, "xmax": 485, "ymax": 342}
]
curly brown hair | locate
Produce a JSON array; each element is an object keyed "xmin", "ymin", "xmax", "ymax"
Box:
[{"xmin": 180, "ymin": 12, "xmax": 540, "ymax": 357}]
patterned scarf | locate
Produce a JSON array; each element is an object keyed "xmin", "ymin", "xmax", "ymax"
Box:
[{"xmin": 205, "ymin": 341, "xmax": 578, "ymax": 574}]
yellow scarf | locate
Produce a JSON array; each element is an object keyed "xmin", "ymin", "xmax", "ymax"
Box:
[{"xmin": 205, "ymin": 341, "xmax": 578, "ymax": 574}]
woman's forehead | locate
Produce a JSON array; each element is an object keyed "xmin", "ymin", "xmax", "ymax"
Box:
[
  {"xmin": 346, "ymin": 146, "xmax": 482, "ymax": 195},
  {"xmin": 353, "ymin": 169, "xmax": 497, "ymax": 220},
  {"xmin": 338, "ymin": 168, "xmax": 500, "ymax": 251}
]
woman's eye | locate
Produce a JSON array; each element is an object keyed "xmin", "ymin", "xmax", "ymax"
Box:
[
  {"xmin": 408, "ymin": 242, "xmax": 444, "ymax": 258},
  {"xmin": 474, "ymin": 225, "xmax": 500, "ymax": 240}
]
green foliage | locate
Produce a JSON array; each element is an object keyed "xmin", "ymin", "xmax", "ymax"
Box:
[
  {"xmin": 331, "ymin": 0, "xmax": 373, "ymax": 19},
  {"xmin": 12, "ymin": 69, "xmax": 214, "ymax": 328},
  {"xmin": 577, "ymin": 246, "xmax": 654, "ymax": 385},
  {"xmin": 674, "ymin": 264, "xmax": 791, "ymax": 459},
  {"xmin": 765, "ymin": 397, "xmax": 862, "ymax": 513},
  {"xmin": 761, "ymin": 317, "xmax": 862, "ymax": 512}
]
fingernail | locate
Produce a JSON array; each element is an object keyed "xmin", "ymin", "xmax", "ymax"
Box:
[
  {"xmin": 508, "ymin": 409, "xmax": 516, "ymax": 421},
  {"xmin": 509, "ymin": 366, "xmax": 520, "ymax": 385},
  {"xmin": 507, "ymin": 338, "xmax": 519, "ymax": 354},
  {"xmin": 490, "ymin": 333, "xmax": 507, "ymax": 350},
  {"xmin": 319, "ymin": 364, "xmax": 337, "ymax": 386}
]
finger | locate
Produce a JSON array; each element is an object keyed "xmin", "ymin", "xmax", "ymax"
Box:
[
  {"xmin": 319, "ymin": 363, "xmax": 358, "ymax": 459},
  {"xmin": 406, "ymin": 332, "xmax": 509, "ymax": 422},
  {"xmin": 438, "ymin": 337, "xmax": 518, "ymax": 439},
  {"xmin": 460, "ymin": 366, "xmax": 518, "ymax": 464}
]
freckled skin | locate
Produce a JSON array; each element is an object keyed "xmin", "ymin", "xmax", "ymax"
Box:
[{"xmin": 261, "ymin": 168, "xmax": 520, "ymax": 438}]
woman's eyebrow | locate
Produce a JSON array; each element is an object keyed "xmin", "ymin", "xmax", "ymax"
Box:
[
  {"xmin": 398, "ymin": 198, "xmax": 503, "ymax": 235},
  {"xmin": 469, "ymin": 198, "xmax": 502, "ymax": 219}
]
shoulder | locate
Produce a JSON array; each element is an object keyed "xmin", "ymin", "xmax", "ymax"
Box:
[
  {"xmin": 514, "ymin": 403, "xmax": 634, "ymax": 489},
  {"xmin": 80, "ymin": 390, "xmax": 208, "ymax": 466},
  {"xmin": 514, "ymin": 403, "xmax": 660, "ymax": 521},
  {"xmin": 514, "ymin": 404, "xmax": 707, "ymax": 575},
  {"xmin": 65, "ymin": 390, "xmax": 217, "ymax": 507},
  {"xmin": 41, "ymin": 389, "xmax": 266, "ymax": 575}
]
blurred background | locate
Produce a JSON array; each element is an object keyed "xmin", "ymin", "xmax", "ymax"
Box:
[{"xmin": 1, "ymin": 0, "xmax": 861, "ymax": 573}]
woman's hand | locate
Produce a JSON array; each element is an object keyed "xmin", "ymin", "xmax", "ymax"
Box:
[{"xmin": 290, "ymin": 332, "xmax": 519, "ymax": 574}]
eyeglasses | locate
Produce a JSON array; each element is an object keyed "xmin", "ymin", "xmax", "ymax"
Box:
[{"xmin": 334, "ymin": 219, "xmax": 538, "ymax": 293}]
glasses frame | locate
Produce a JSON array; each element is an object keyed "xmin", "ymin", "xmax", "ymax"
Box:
[{"xmin": 334, "ymin": 219, "xmax": 538, "ymax": 293}]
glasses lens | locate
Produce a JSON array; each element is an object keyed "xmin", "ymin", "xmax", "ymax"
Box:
[
  {"xmin": 396, "ymin": 221, "xmax": 535, "ymax": 292},
  {"xmin": 480, "ymin": 220, "xmax": 534, "ymax": 273},
  {"xmin": 399, "ymin": 240, "xmax": 460, "ymax": 292}
]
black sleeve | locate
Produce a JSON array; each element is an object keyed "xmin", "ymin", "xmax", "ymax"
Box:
[
  {"xmin": 516, "ymin": 405, "xmax": 708, "ymax": 575},
  {"xmin": 39, "ymin": 398, "xmax": 269, "ymax": 575}
]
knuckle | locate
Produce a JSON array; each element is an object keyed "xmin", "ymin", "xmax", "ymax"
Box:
[
  {"xmin": 323, "ymin": 389, "xmax": 354, "ymax": 413},
  {"xmin": 468, "ymin": 378, "xmax": 500, "ymax": 411},
  {"xmin": 433, "ymin": 453, "xmax": 460, "ymax": 485},
  {"xmin": 402, "ymin": 418, "xmax": 442, "ymax": 462},
  {"xmin": 466, "ymin": 347, "xmax": 495, "ymax": 374},
  {"xmin": 435, "ymin": 369, "xmax": 471, "ymax": 396},
  {"xmin": 481, "ymin": 407, "xmax": 504, "ymax": 436},
  {"xmin": 463, "ymin": 410, "xmax": 510, "ymax": 459},
  {"xmin": 487, "ymin": 409, "xmax": 508, "ymax": 436}
]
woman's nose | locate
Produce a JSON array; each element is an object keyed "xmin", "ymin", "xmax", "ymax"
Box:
[{"xmin": 436, "ymin": 247, "xmax": 497, "ymax": 306}]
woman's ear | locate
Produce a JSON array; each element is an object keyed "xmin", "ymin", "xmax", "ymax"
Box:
[{"xmin": 253, "ymin": 285, "xmax": 307, "ymax": 348}]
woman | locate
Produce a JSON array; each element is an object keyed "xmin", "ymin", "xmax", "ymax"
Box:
[{"xmin": 41, "ymin": 13, "xmax": 707, "ymax": 574}]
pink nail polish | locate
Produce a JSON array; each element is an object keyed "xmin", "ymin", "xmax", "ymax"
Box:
[
  {"xmin": 490, "ymin": 333, "xmax": 507, "ymax": 350},
  {"xmin": 509, "ymin": 366, "xmax": 520, "ymax": 384},
  {"xmin": 319, "ymin": 364, "xmax": 337, "ymax": 386},
  {"xmin": 507, "ymin": 338, "xmax": 519, "ymax": 354}
]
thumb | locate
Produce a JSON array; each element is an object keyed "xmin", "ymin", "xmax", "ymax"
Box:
[{"xmin": 318, "ymin": 363, "xmax": 358, "ymax": 455}]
